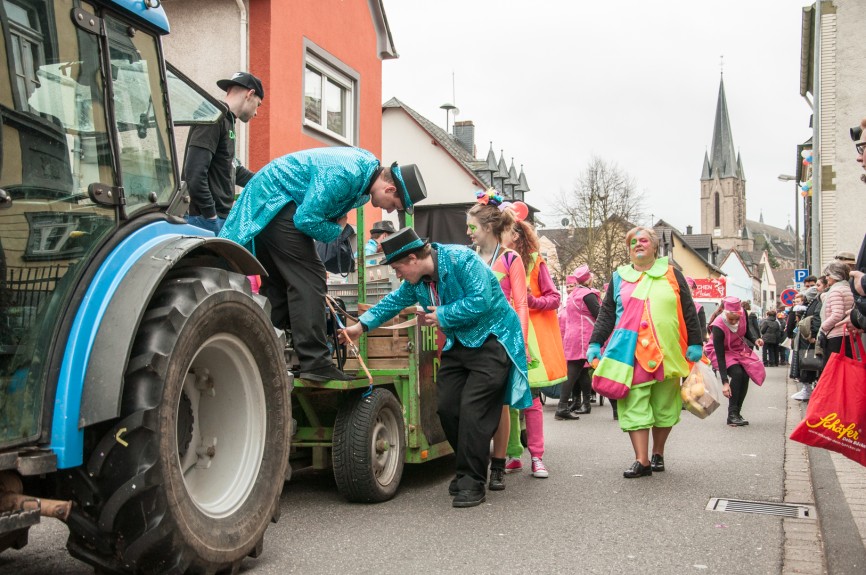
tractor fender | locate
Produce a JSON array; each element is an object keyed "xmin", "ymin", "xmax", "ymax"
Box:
[
  {"xmin": 51, "ymin": 222, "xmax": 265, "ymax": 468},
  {"xmin": 81, "ymin": 235, "xmax": 266, "ymax": 426}
]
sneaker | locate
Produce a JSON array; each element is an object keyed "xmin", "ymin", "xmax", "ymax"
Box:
[
  {"xmin": 452, "ymin": 489, "xmax": 486, "ymax": 508},
  {"xmin": 531, "ymin": 457, "xmax": 549, "ymax": 478},
  {"xmin": 791, "ymin": 387, "xmax": 812, "ymax": 401},
  {"xmin": 488, "ymin": 467, "xmax": 505, "ymax": 491},
  {"xmin": 504, "ymin": 457, "xmax": 523, "ymax": 473}
]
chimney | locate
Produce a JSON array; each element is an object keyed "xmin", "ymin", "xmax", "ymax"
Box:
[
  {"xmin": 686, "ymin": 225, "xmax": 693, "ymax": 235},
  {"xmin": 453, "ymin": 120, "xmax": 475, "ymax": 156}
]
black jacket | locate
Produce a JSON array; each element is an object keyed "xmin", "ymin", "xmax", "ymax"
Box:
[{"xmin": 760, "ymin": 318, "xmax": 782, "ymax": 344}]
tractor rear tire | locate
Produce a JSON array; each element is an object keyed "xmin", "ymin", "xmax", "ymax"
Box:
[
  {"xmin": 65, "ymin": 267, "xmax": 290, "ymax": 574},
  {"xmin": 332, "ymin": 388, "xmax": 405, "ymax": 503}
]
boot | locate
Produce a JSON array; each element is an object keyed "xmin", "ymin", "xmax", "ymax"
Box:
[
  {"xmin": 555, "ymin": 406, "xmax": 580, "ymax": 420},
  {"xmin": 573, "ymin": 400, "xmax": 591, "ymax": 415},
  {"xmin": 611, "ymin": 399, "xmax": 618, "ymax": 421},
  {"xmin": 726, "ymin": 412, "xmax": 746, "ymax": 427}
]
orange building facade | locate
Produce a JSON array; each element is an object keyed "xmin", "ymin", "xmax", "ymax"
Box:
[{"xmin": 163, "ymin": 0, "xmax": 397, "ymax": 229}]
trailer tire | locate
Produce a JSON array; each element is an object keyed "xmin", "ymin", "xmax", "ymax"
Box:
[
  {"xmin": 332, "ymin": 388, "xmax": 405, "ymax": 503},
  {"xmin": 65, "ymin": 267, "xmax": 290, "ymax": 574}
]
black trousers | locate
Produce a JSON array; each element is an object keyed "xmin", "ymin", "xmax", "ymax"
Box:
[
  {"xmin": 436, "ymin": 336, "xmax": 510, "ymax": 492},
  {"xmin": 762, "ymin": 343, "xmax": 779, "ymax": 366},
  {"xmin": 559, "ymin": 359, "xmax": 591, "ymax": 409},
  {"xmin": 821, "ymin": 336, "xmax": 853, "ymax": 373},
  {"xmin": 254, "ymin": 202, "xmax": 331, "ymax": 372},
  {"xmin": 727, "ymin": 364, "xmax": 749, "ymax": 417}
]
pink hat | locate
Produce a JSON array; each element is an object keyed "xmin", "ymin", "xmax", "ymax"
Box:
[
  {"xmin": 566, "ymin": 275, "xmax": 578, "ymax": 284},
  {"xmin": 572, "ymin": 265, "xmax": 591, "ymax": 284},
  {"xmin": 722, "ymin": 296, "xmax": 742, "ymax": 312}
]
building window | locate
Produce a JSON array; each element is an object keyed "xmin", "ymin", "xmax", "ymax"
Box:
[
  {"xmin": 5, "ymin": 0, "xmax": 45, "ymax": 112},
  {"xmin": 714, "ymin": 192, "xmax": 720, "ymax": 228},
  {"xmin": 303, "ymin": 49, "xmax": 357, "ymax": 145},
  {"xmin": 24, "ymin": 212, "xmax": 112, "ymax": 261}
]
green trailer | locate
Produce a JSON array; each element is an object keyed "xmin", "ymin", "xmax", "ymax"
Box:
[{"xmin": 288, "ymin": 206, "xmax": 452, "ymax": 502}]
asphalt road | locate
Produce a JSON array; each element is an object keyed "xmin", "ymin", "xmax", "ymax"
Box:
[{"xmin": 2, "ymin": 368, "xmax": 793, "ymax": 575}]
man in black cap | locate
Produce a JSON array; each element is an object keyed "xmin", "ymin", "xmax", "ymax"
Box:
[
  {"xmin": 339, "ymin": 227, "xmax": 531, "ymax": 507},
  {"xmin": 365, "ymin": 220, "xmax": 396, "ymax": 265},
  {"xmin": 220, "ymin": 149, "xmax": 427, "ymax": 382},
  {"xmin": 183, "ymin": 71, "xmax": 264, "ymax": 234}
]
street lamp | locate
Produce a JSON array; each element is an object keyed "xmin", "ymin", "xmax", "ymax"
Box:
[{"xmin": 778, "ymin": 174, "xmax": 800, "ymax": 269}]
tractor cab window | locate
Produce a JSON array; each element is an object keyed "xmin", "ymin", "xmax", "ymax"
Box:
[{"xmin": 105, "ymin": 13, "xmax": 175, "ymax": 214}]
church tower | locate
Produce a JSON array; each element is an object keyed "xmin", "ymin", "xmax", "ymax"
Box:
[{"xmin": 700, "ymin": 75, "xmax": 751, "ymax": 251}]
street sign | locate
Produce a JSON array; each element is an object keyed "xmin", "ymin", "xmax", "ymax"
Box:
[
  {"xmin": 794, "ymin": 269, "xmax": 810, "ymax": 283},
  {"xmin": 780, "ymin": 288, "xmax": 798, "ymax": 307},
  {"xmin": 692, "ymin": 277, "xmax": 726, "ymax": 299}
]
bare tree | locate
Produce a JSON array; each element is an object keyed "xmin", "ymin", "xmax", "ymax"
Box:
[{"xmin": 551, "ymin": 157, "xmax": 645, "ymax": 285}]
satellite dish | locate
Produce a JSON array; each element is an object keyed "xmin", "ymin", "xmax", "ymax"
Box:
[{"xmin": 561, "ymin": 218, "xmax": 570, "ymax": 227}]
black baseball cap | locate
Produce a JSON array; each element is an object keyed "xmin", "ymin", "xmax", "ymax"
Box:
[{"xmin": 217, "ymin": 72, "xmax": 265, "ymax": 100}]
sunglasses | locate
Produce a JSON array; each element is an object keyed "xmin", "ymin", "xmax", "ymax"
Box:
[{"xmin": 856, "ymin": 141, "xmax": 866, "ymax": 155}]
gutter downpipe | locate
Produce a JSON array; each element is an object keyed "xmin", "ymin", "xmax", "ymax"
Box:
[
  {"xmin": 235, "ymin": 0, "xmax": 249, "ymax": 167},
  {"xmin": 811, "ymin": 0, "xmax": 822, "ymax": 275}
]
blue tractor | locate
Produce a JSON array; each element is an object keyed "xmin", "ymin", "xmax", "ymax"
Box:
[{"xmin": 0, "ymin": 1, "xmax": 291, "ymax": 572}]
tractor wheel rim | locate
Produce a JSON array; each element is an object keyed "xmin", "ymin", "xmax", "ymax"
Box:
[{"xmin": 178, "ymin": 333, "xmax": 266, "ymax": 518}]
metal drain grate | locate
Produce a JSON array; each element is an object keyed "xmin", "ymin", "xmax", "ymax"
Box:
[{"xmin": 706, "ymin": 498, "xmax": 815, "ymax": 519}]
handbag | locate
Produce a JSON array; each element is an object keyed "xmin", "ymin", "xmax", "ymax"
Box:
[
  {"xmin": 790, "ymin": 332, "xmax": 866, "ymax": 467},
  {"xmin": 316, "ymin": 224, "xmax": 356, "ymax": 276},
  {"xmin": 799, "ymin": 346, "xmax": 822, "ymax": 372}
]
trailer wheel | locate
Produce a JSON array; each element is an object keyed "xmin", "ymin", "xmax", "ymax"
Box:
[
  {"xmin": 65, "ymin": 268, "xmax": 290, "ymax": 574},
  {"xmin": 332, "ymin": 388, "xmax": 405, "ymax": 503}
]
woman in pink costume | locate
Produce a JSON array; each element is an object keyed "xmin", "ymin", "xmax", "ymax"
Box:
[
  {"xmin": 467, "ymin": 192, "xmax": 529, "ymax": 491},
  {"xmin": 557, "ymin": 265, "xmax": 601, "ymax": 419},
  {"xmin": 502, "ymin": 220, "xmax": 566, "ymax": 478},
  {"xmin": 704, "ymin": 296, "xmax": 765, "ymax": 427}
]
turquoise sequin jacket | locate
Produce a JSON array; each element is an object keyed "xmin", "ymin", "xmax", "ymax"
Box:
[
  {"xmin": 359, "ymin": 244, "xmax": 532, "ymax": 409},
  {"xmin": 219, "ymin": 147, "xmax": 380, "ymax": 247}
]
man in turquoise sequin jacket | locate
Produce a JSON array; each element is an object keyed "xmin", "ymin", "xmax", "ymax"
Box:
[
  {"xmin": 340, "ymin": 228, "xmax": 531, "ymax": 508},
  {"xmin": 220, "ymin": 147, "xmax": 426, "ymax": 382}
]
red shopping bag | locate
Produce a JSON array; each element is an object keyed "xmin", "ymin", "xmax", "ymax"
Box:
[{"xmin": 790, "ymin": 332, "xmax": 866, "ymax": 467}]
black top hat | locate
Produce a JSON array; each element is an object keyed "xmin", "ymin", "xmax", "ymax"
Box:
[
  {"xmin": 217, "ymin": 72, "xmax": 265, "ymax": 100},
  {"xmin": 370, "ymin": 220, "xmax": 397, "ymax": 235},
  {"xmin": 380, "ymin": 227, "xmax": 429, "ymax": 264},
  {"xmin": 391, "ymin": 163, "xmax": 427, "ymax": 214}
]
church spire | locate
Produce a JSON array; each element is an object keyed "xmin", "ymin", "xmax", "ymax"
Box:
[{"xmin": 709, "ymin": 75, "xmax": 740, "ymax": 179}]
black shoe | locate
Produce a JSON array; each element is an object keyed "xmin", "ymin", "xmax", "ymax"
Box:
[
  {"xmin": 489, "ymin": 467, "xmax": 505, "ymax": 491},
  {"xmin": 738, "ymin": 415, "xmax": 750, "ymax": 426},
  {"xmin": 574, "ymin": 401, "xmax": 591, "ymax": 415},
  {"xmin": 590, "ymin": 393, "xmax": 598, "ymax": 404},
  {"xmin": 448, "ymin": 478, "xmax": 459, "ymax": 496},
  {"xmin": 727, "ymin": 414, "xmax": 746, "ymax": 427},
  {"xmin": 650, "ymin": 454, "xmax": 665, "ymax": 472},
  {"xmin": 452, "ymin": 489, "xmax": 486, "ymax": 508},
  {"xmin": 555, "ymin": 409, "xmax": 580, "ymax": 420},
  {"xmin": 623, "ymin": 460, "xmax": 652, "ymax": 478},
  {"xmin": 300, "ymin": 365, "xmax": 356, "ymax": 382}
]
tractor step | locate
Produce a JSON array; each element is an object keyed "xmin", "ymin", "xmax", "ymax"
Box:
[{"xmin": 0, "ymin": 505, "xmax": 41, "ymax": 534}]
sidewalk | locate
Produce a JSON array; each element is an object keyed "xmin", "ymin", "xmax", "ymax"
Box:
[{"xmin": 783, "ymin": 371, "xmax": 866, "ymax": 574}]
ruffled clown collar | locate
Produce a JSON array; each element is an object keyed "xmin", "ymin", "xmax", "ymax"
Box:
[{"xmin": 617, "ymin": 256, "xmax": 670, "ymax": 282}]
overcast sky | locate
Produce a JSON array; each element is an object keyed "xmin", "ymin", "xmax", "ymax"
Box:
[{"xmin": 381, "ymin": 0, "xmax": 812, "ymax": 234}]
